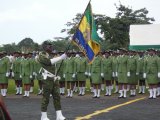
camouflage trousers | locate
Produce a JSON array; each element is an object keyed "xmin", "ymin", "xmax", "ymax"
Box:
[{"xmin": 41, "ymin": 79, "xmax": 61, "ymax": 112}]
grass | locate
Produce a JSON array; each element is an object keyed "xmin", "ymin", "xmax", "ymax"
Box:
[
  {"xmin": 7, "ymin": 78, "xmax": 148, "ymax": 95},
  {"xmin": 7, "ymin": 79, "xmax": 39, "ymax": 94}
]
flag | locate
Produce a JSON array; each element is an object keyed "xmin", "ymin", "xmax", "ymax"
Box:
[{"xmin": 72, "ymin": 2, "xmax": 100, "ymax": 63}]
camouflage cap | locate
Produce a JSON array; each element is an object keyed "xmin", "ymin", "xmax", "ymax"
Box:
[{"xmin": 42, "ymin": 40, "xmax": 53, "ymax": 50}]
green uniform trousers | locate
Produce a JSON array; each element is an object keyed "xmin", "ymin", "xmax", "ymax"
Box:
[{"xmin": 41, "ymin": 78, "xmax": 61, "ymax": 112}]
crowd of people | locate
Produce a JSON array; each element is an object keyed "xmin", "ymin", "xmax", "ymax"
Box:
[{"xmin": 0, "ymin": 48, "xmax": 160, "ymax": 99}]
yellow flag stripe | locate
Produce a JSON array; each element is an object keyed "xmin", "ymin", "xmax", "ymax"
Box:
[{"xmin": 79, "ymin": 16, "xmax": 100, "ymax": 55}]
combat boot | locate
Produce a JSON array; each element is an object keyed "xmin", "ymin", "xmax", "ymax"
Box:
[
  {"xmin": 41, "ymin": 112, "xmax": 50, "ymax": 120},
  {"xmin": 56, "ymin": 110, "xmax": 66, "ymax": 120}
]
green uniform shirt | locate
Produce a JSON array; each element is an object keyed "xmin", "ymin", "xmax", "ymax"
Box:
[
  {"xmin": 12, "ymin": 57, "xmax": 22, "ymax": 80},
  {"xmin": 144, "ymin": 55, "xmax": 160, "ymax": 84},
  {"xmin": 101, "ymin": 56, "xmax": 113, "ymax": 80},
  {"xmin": 117, "ymin": 55, "xmax": 128, "ymax": 83},
  {"xmin": 90, "ymin": 56, "xmax": 102, "ymax": 84}
]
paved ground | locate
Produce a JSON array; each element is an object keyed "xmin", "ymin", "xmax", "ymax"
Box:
[{"xmin": 3, "ymin": 93, "xmax": 160, "ymax": 120}]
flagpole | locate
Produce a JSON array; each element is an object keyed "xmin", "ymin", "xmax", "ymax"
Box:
[
  {"xmin": 55, "ymin": 0, "xmax": 91, "ymax": 76},
  {"xmin": 76, "ymin": 0, "xmax": 91, "ymax": 29},
  {"xmin": 55, "ymin": 42, "xmax": 71, "ymax": 76}
]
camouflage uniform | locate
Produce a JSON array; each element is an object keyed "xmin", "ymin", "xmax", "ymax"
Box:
[{"xmin": 38, "ymin": 51, "xmax": 62, "ymax": 112}]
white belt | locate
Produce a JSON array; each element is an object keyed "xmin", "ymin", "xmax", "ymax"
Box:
[{"xmin": 39, "ymin": 67, "xmax": 55, "ymax": 80}]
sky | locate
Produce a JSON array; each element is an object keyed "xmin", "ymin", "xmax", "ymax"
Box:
[{"xmin": 0, "ymin": 0, "xmax": 160, "ymax": 45}]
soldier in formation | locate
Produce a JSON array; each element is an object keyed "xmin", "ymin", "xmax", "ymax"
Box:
[{"xmin": 0, "ymin": 49, "xmax": 160, "ymax": 100}]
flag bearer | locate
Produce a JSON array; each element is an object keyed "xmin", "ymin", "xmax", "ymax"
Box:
[{"xmin": 38, "ymin": 41, "xmax": 67, "ymax": 120}]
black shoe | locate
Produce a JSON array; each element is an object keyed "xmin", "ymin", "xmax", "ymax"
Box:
[
  {"xmin": 104, "ymin": 94, "xmax": 109, "ymax": 96},
  {"xmin": 149, "ymin": 97, "xmax": 153, "ymax": 99},
  {"xmin": 130, "ymin": 95, "xmax": 134, "ymax": 97},
  {"xmin": 38, "ymin": 92, "xmax": 42, "ymax": 95},
  {"xmin": 78, "ymin": 94, "xmax": 82, "ymax": 96},
  {"xmin": 118, "ymin": 96, "xmax": 124, "ymax": 99},
  {"xmin": 114, "ymin": 92, "xmax": 118, "ymax": 94},
  {"xmin": 92, "ymin": 96, "xmax": 97, "ymax": 98},
  {"xmin": 123, "ymin": 96, "xmax": 127, "ymax": 99}
]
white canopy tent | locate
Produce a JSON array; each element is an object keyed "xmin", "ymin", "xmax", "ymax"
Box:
[{"xmin": 129, "ymin": 24, "xmax": 160, "ymax": 50}]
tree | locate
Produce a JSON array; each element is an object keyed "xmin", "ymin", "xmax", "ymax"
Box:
[
  {"xmin": 3, "ymin": 43, "xmax": 18, "ymax": 54},
  {"xmin": 61, "ymin": 13, "xmax": 83, "ymax": 38},
  {"xmin": 110, "ymin": 3, "xmax": 155, "ymax": 49},
  {"xmin": 61, "ymin": 3, "xmax": 155, "ymax": 50},
  {"xmin": 18, "ymin": 38, "xmax": 38, "ymax": 53}
]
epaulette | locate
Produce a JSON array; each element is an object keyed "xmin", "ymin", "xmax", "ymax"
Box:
[{"xmin": 39, "ymin": 52, "xmax": 49, "ymax": 58}]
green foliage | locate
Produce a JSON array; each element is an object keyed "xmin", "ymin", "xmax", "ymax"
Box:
[
  {"xmin": 61, "ymin": 3, "xmax": 155, "ymax": 50},
  {"xmin": 0, "ymin": 43, "xmax": 19, "ymax": 54},
  {"xmin": 0, "ymin": 3, "xmax": 156, "ymax": 52},
  {"xmin": 18, "ymin": 37, "xmax": 39, "ymax": 53}
]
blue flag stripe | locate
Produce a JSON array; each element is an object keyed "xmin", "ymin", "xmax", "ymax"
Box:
[{"xmin": 73, "ymin": 29, "xmax": 95, "ymax": 61}]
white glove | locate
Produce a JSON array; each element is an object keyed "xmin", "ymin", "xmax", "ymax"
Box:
[
  {"xmin": 61, "ymin": 53, "xmax": 67, "ymax": 59},
  {"xmin": 63, "ymin": 74, "xmax": 65, "ymax": 78},
  {"xmin": 136, "ymin": 72, "xmax": 139, "ymax": 75},
  {"xmin": 54, "ymin": 76, "xmax": 61, "ymax": 81},
  {"xmin": 33, "ymin": 72, "xmax": 36, "ymax": 76},
  {"xmin": 115, "ymin": 72, "xmax": 118, "ymax": 77},
  {"xmin": 20, "ymin": 75, "xmax": 22, "ymax": 78},
  {"xmin": 72, "ymin": 74, "xmax": 76, "ymax": 78},
  {"xmin": 35, "ymin": 73, "xmax": 37, "ymax": 76},
  {"xmin": 35, "ymin": 55, "xmax": 39, "ymax": 62},
  {"xmin": 50, "ymin": 53, "xmax": 67, "ymax": 65},
  {"xmin": 42, "ymin": 73, "xmax": 47, "ymax": 80},
  {"xmin": 158, "ymin": 72, "xmax": 160, "ymax": 78},
  {"xmin": 12, "ymin": 72, "xmax": 14, "ymax": 77},
  {"xmin": 6, "ymin": 72, "xmax": 9, "ymax": 77},
  {"xmin": 127, "ymin": 72, "xmax": 130, "ymax": 77},
  {"xmin": 30, "ymin": 75, "xmax": 33, "ymax": 79},
  {"xmin": 101, "ymin": 73, "xmax": 104, "ymax": 77},
  {"xmin": 143, "ymin": 73, "xmax": 146, "ymax": 78},
  {"xmin": 112, "ymin": 72, "xmax": 115, "ymax": 77},
  {"xmin": 85, "ymin": 72, "xmax": 88, "ymax": 76},
  {"xmin": 88, "ymin": 73, "xmax": 91, "ymax": 76}
]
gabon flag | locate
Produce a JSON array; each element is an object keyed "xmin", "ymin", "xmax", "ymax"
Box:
[{"xmin": 72, "ymin": 2, "xmax": 100, "ymax": 64}]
